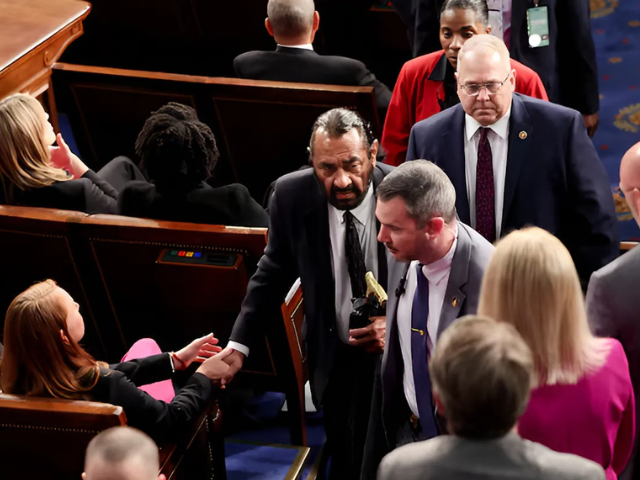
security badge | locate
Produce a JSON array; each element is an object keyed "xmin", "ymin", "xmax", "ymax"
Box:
[{"xmin": 527, "ymin": 1, "xmax": 550, "ymax": 48}]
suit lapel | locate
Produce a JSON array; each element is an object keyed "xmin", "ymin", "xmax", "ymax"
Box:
[
  {"xmin": 502, "ymin": 94, "xmax": 531, "ymax": 233},
  {"xmin": 373, "ymin": 165, "xmax": 389, "ymax": 288},
  {"xmin": 440, "ymin": 107, "xmax": 471, "ymax": 224},
  {"xmin": 436, "ymin": 223, "xmax": 472, "ymax": 340}
]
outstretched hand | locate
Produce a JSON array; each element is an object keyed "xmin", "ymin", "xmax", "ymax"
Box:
[
  {"xmin": 174, "ymin": 333, "xmax": 222, "ymax": 370},
  {"xmin": 196, "ymin": 347, "xmax": 233, "ymax": 384},
  {"xmin": 348, "ymin": 316, "xmax": 386, "ymax": 354},
  {"xmin": 219, "ymin": 347, "xmax": 245, "ymax": 385}
]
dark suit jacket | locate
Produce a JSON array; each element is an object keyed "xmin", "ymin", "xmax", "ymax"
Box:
[
  {"xmin": 4, "ymin": 170, "xmax": 118, "ymax": 214},
  {"xmin": 229, "ymin": 164, "xmax": 394, "ymax": 404},
  {"xmin": 118, "ymin": 181, "xmax": 269, "ymax": 227},
  {"xmin": 406, "ymin": 93, "xmax": 618, "ymax": 282},
  {"xmin": 91, "ymin": 353, "xmax": 213, "ymax": 443},
  {"xmin": 391, "ymin": 0, "xmax": 598, "ymax": 115},
  {"xmin": 234, "ymin": 46, "xmax": 392, "ymax": 121}
]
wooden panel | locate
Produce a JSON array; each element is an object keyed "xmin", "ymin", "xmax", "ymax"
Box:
[{"xmin": 51, "ymin": 63, "xmax": 378, "ymax": 201}]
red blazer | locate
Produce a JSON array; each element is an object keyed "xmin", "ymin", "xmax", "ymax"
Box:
[{"xmin": 382, "ymin": 50, "xmax": 549, "ymax": 166}]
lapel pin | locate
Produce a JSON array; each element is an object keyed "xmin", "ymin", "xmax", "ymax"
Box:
[
  {"xmin": 519, "ymin": 131, "xmax": 528, "ymax": 140},
  {"xmin": 452, "ymin": 297, "xmax": 459, "ymax": 307}
]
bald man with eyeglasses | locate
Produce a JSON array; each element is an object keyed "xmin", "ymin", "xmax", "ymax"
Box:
[{"xmin": 406, "ymin": 34, "xmax": 617, "ymax": 284}]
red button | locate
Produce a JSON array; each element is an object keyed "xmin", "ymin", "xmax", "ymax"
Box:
[{"xmin": 178, "ymin": 251, "xmax": 186, "ymax": 256}]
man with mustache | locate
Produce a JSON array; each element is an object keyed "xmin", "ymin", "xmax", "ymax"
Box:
[
  {"xmin": 221, "ymin": 108, "xmax": 394, "ymax": 479},
  {"xmin": 362, "ymin": 160, "xmax": 493, "ymax": 477}
]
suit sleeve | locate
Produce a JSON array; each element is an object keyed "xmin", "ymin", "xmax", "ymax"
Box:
[
  {"xmin": 102, "ymin": 368, "xmax": 213, "ymax": 443},
  {"xmin": 109, "ymin": 353, "xmax": 174, "ymax": 386},
  {"xmin": 555, "ymin": 0, "xmax": 599, "ymax": 114},
  {"xmin": 406, "ymin": 123, "xmax": 422, "ymax": 161},
  {"xmin": 585, "ymin": 271, "xmax": 618, "ymax": 339},
  {"xmin": 229, "ymin": 183, "xmax": 298, "ymax": 347},
  {"xmin": 80, "ymin": 170, "xmax": 119, "ymax": 214},
  {"xmin": 355, "ymin": 62, "xmax": 393, "ymax": 122},
  {"xmin": 227, "ymin": 184, "xmax": 269, "ymax": 227},
  {"xmin": 382, "ymin": 65, "xmax": 413, "ymax": 166},
  {"xmin": 563, "ymin": 112, "xmax": 618, "ymax": 280}
]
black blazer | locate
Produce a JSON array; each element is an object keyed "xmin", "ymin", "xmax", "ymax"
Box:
[
  {"xmin": 234, "ymin": 46, "xmax": 392, "ymax": 120},
  {"xmin": 229, "ymin": 163, "xmax": 394, "ymax": 405},
  {"xmin": 91, "ymin": 353, "xmax": 213, "ymax": 443},
  {"xmin": 118, "ymin": 181, "xmax": 269, "ymax": 227},
  {"xmin": 407, "ymin": 93, "xmax": 618, "ymax": 282},
  {"xmin": 4, "ymin": 170, "xmax": 118, "ymax": 214},
  {"xmin": 390, "ymin": 0, "xmax": 598, "ymax": 115}
]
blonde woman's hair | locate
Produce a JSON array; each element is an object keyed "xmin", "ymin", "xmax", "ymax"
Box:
[
  {"xmin": 0, "ymin": 94, "xmax": 69, "ymax": 203},
  {"xmin": 478, "ymin": 227, "xmax": 609, "ymax": 385}
]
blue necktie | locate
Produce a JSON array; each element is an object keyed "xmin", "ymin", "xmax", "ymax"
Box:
[{"xmin": 411, "ymin": 263, "xmax": 438, "ymax": 439}]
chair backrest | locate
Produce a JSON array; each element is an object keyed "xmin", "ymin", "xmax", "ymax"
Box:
[
  {"xmin": 0, "ymin": 393, "xmax": 125, "ymax": 480},
  {"xmin": 51, "ymin": 62, "xmax": 379, "ymax": 201},
  {"xmin": 0, "ymin": 206, "xmax": 108, "ymax": 358}
]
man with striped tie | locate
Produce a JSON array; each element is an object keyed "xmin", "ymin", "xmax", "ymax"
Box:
[{"xmin": 362, "ymin": 160, "xmax": 493, "ymax": 477}]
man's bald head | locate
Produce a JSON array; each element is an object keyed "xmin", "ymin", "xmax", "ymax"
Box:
[
  {"xmin": 455, "ymin": 34, "xmax": 515, "ymax": 126},
  {"xmin": 266, "ymin": 0, "xmax": 317, "ymax": 45},
  {"xmin": 83, "ymin": 427, "xmax": 162, "ymax": 480},
  {"xmin": 457, "ymin": 34, "xmax": 511, "ymax": 72},
  {"xmin": 620, "ymin": 141, "xmax": 640, "ymax": 225}
]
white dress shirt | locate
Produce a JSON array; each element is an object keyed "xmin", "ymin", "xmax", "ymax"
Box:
[
  {"xmin": 464, "ymin": 107, "xmax": 511, "ymax": 238},
  {"xmin": 396, "ymin": 226, "xmax": 458, "ymax": 418},
  {"xmin": 327, "ymin": 184, "xmax": 379, "ymax": 343},
  {"xmin": 277, "ymin": 43, "xmax": 314, "ymax": 51}
]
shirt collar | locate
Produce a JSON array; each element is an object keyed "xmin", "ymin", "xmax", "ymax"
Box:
[
  {"xmin": 422, "ymin": 224, "xmax": 458, "ymax": 286},
  {"xmin": 277, "ymin": 43, "xmax": 314, "ymax": 51},
  {"xmin": 465, "ymin": 106, "xmax": 512, "ymax": 141},
  {"xmin": 332, "ymin": 183, "xmax": 375, "ymax": 227}
]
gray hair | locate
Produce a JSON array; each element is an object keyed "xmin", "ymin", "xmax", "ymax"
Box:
[
  {"xmin": 309, "ymin": 108, "xmax": 375, "ymax": 161},
  {"xmin": 84, "ymin": 427, "xmax": 159, "ymax": 480},
  {"xmin": 267, "ymin": 0, "xmax": 315, "ymax": 39},
  {"xmin": 430, "ymin": 315, "xmax": 535, "ymax": 439},
  {"xmin": 376, "ymin": 160, "xmax": 456, "ymax": 227}
]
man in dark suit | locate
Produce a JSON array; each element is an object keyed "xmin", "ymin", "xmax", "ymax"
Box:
[
  {"xmin": 586, "ymin": 141, "xmax": 640, "ymax": 480},
  {"xmin": 391, "ymin": 0, "xmax": 599, "ymax": 136},
  {"xmin": 362, "ymin": 160, "xmax": 493, "ymax": 478},
  {"xmin": 222, "ymin": 108, "xmax": 393, "ymax": 479},
  {"xmin": 407, "ymin": 35, "xmax": 617, "ymax": 283},
  {"xmin": 234, "ymin": 0, "xmax": 392, "ymax": 121}
]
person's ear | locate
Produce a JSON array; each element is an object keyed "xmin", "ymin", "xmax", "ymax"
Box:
[
  {"xmin": 265, "ymin": 18, "xmax": 274, "ymax": 37},
  {"xmin": 312, "ymin": 11, "xmax": 320, "ymax": 33},
  {"xmin": 630, "ymin": 188, "xmax": 640, "ymax": 218},
  {"xmin": 60, "ymin": 329, "xmax": 70, "ymax": 344},
  {"xmin": 82, "ymin": 473, "xmax": 86, "ymax": 480},
  {"xmin": 485, "ymin": 25, "xmax": 492, "ymax": 35},
  {"xmin": 158, "ymin": 474, "xmax": 167, "ymax": 480},
  {"xmin": 370, "ymin": 139, "xmax": 379, "ymax": 167},
  {"xmin": 426, "ymin": 217, "xmax": 445, "ymax": 237},
  {"xmin": 509, "ymin": 69, "xmax": 517, "ymax": 90}
]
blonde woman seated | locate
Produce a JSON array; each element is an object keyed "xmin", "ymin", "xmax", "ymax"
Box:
[
  {"xmin": 478, "ymin": 227, "xmax": 635, "ymax": 480},
  {"xmin": 0, "ymin": 280, "xmax": 232, "ymax": 443},
  {"xmin": 0, "ymin": 94, "xmax": 142, "ymax": 214}
]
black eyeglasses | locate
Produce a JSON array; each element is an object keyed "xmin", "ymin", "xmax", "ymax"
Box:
[{"xmin": 460, "ymin": 73, "xmax": 511, "ymax": 96}]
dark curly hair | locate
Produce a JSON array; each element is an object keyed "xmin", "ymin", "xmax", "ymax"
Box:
[{"xmin": 135, "ymin": 103, "xmax": 220, "ymax": 193}]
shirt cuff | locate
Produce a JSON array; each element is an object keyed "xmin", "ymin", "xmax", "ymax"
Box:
[{"xmin": 227, "ymin": 341, "xmax": 250, "ymax": 358}]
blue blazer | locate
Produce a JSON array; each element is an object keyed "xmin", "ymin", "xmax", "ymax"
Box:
[{"xmin": 406, "ymin": 93, "xmax": 618, "ymax": 281}]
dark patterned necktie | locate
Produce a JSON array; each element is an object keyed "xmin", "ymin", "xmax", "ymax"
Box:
[
  {"xmin": 411, "ymin": 264, "xmax": 438, "ymax": 439},
  {"xmin": 476, "ymin": 128, "xmax": 496, "ymax": 242},
  {"xmin": 344, "ymin": 211, "xmax": 367, "ymax": 299}
]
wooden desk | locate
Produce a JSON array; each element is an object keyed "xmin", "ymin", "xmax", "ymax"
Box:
[{"xmin": 0, "ymin": 0, "xmax": 90, "ymax": 100}]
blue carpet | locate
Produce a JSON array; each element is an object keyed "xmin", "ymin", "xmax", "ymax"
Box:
[
  {"xmin": 590, "ymin": 0, "xmax": 640, "ymax": 240},
  {"xmin": 225, "ymin": 442, "xmax": 304, "ymax": 480}
]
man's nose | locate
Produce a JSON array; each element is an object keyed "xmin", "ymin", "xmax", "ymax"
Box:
[
  {"xmin": 377, "ymin": 225, "xmax": 388, "ymax": 243},
  {"xmin": 477, "ymin": 86, "xmax": 491, "ymax": 102},
  {"xmin": 333, "ymin": 170, "xmax": 351, "ymax": 189}
]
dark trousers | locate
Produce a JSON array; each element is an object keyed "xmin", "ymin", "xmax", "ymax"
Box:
[
  {"xmin": 322, "ymin": 344, "xmax": 379, "ymax": 480},
  {"xmin": 97, "ymin": 156, "xmax": 146, "ymax": 193}
]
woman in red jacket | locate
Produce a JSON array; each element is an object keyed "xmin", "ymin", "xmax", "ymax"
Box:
[{"xmin": 382, "ymin": 0, "xmax": 548, "ymax": 166}]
